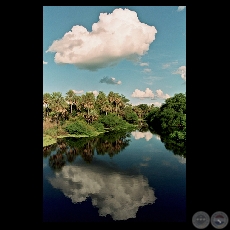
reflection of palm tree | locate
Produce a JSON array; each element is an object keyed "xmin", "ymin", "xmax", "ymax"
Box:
[
  {"xmin": 49, "ymin": 153, "xmax": 66, "ymax": 170},
  {"xmin": 96, "ymin": 132, "xmax": 131, "ymax": 157},
  {"xmin": 66, "ymin": 148, "xmax": 77, "ymax": 163},
  {"xmin": 46, "ymin": 133, "xmax": 131, "ymax": 165},
  {"xmin": 43, "ymin": 143, "xmax": 57, "ymax": 158}
]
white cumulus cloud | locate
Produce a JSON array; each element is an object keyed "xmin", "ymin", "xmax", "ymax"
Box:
[
  {"xmin": 173, "ymin": 66, "xmax": 186, "ymax": 81},
  {"xmin": 131, "ymin": 88, "xmax": 155, "ymax": 99},
  {"xmin": 155, "ymin": 89, "xmax": 170, "ymax": 99},
  {"xmin": 46, "ymin": 8, "xmax": 157, "ymax": 71}
]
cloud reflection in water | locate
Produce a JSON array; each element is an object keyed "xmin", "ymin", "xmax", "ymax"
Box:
[{"xmin": 48, "ymin": 161, "xmax": 156, "ymax": 220}]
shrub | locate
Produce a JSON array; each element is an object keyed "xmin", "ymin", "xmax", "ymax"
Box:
[
  {"xmin": 65, "ymin": 119, "xmax": 96, "ymax": 136},
  {"xmin": 92, "ymin": 121, "xmax": 104, "ymax": 132},
  {"xmin": 99, "ymin": 113, "xmax": 135, "ymax": 131}
]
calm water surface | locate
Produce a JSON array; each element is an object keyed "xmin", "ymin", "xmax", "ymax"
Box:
[{"xmin": 43, "ymin": 130, "xmax": 186, "ymax": 222}]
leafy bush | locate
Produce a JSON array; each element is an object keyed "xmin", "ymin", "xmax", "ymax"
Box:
[
  {"xmin": 124, "ymin": 110, "xmax": 138, "ymax": 123},
  {"xmin": 65, "ymin": 119, "xmax": 96, "ymax": 136},
  {"xmin": 99, "ymin": 113, "xmax": 135, "ymax": 131},
  {"xmin": 91, "ymin": 121, "xmax": 104, "ymax": 132}
]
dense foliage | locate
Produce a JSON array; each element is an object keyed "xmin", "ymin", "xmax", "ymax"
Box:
[
  {"xmin": 146, "ymin": 93, "xmax": 186, "ymax": 142},
  {"xmin": 43, "ymin": 90, "xmax": 186, "ymax": 157}
]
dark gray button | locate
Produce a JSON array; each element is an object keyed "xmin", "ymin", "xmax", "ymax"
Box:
[{"xmin": 192, "ymin": 211, "xmax": 210, "ymax": 229}]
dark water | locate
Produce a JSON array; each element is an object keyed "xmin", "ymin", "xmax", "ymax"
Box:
[{"xmin": 43, "ymin": 129, "xmax": 186, "ymax": 222}]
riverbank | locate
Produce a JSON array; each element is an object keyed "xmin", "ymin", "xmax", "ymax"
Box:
[
  {"xmin": 43, "ymin": 118, "xmax": 138, "ymax": 147},
  {"xmin": 43, "ymin": 131, "xmax": 104, "ymax": 147}
]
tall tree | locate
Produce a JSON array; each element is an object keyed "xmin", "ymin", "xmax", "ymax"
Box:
[
  {"xmin": 49, "ymin": 92, "xmax": 69, "ymax": 123},
  {"xmin": 95, "ymin": 91, "xmax": 109, "ymax": 115},
  {"xmin": 43, "ymin": 93, "xmax": 52, "ymax": 119},
  {"xmin": 81, "ymin": 92, "xmax": 95, "ymax": 122},
  {"xmin": 65, "ymin": 90, "xmax": 76, "ymax": 114}
]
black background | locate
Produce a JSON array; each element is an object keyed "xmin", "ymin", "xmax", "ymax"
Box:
[{"xmin": 8, "ymin": 4, "xmax": 229, "ymax": 228}]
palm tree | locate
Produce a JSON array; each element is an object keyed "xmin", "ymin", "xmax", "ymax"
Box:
[
  {"xmin": 101, "ymin": 101, "xmax": 112, "ymax": 115},
  {"xmin": 49, "ymin": 92, "xmax": 69, "ymax": 136},
  {"xmin": 95, "ymin": 91, "xmax": 106, "ymax": 113},
  {"xmin": 43, "ymin": 93, "xmax": 52, "ymax": 120},
  {"xmin": 72, "ymin": 95, "xmax": 82, "ymax": 116},
  {"xmin": 89, "ymin": 109, "xmax": 99, "ymax": 124},
  {"xmin": 65, "ymin": 90, "xmax": 76, "ymax": 114},
  {"xmin": 81, "ymin": 92, "xmax": 95, "ymax": 123},
  {"xmin": 114, "ymin": 93, "xmax": 121, "ymax": 115}
]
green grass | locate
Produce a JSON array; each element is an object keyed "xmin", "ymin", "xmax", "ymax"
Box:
[
  {"xmin": 43, "ymin": 135, "xmax": 57, "ymax": 147},
  {"xmin": 43, "ymin": 131, "xmax": 105, "ymax": 147}
]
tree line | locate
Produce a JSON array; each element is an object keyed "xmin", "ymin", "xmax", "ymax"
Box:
[
  {"xmin": 43, "ymin": 89, "xmax": 186, "ymax": 143},
  {"xmin": 43, "ymin": 90, "xmax": 153, "ymax": 125}
]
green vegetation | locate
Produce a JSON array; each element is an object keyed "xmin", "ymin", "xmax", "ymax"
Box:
[
  {"xmin": 145, "ymin": 93, "xmax": 186, "ymax": 157},
  {"xmin": 43, "ymin": 90, "xmax": 186, "ymax": 149}
]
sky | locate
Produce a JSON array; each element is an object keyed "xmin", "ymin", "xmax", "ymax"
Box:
[{"xmin": 43, "ymin": 6, "xmax": 186, "ymax": 107}]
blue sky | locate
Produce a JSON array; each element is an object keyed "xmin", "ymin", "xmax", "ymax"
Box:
[{"xmin": 43, "ymin": 6, "xmax": 186, "ymax": 107}]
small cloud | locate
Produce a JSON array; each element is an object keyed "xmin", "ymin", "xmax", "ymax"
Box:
[
  {"xmin": 142, "ymin": 68, "xmax": 151, "ymax": 73},
  {"xmin": 173, "ymin": 66, "xmax": 186, "ymax": 81},
  {"xmin": 100, "ymin": 76, "xmax": 122, "ymax": 85},
  {"xmin": 177, "ymin": 6, "xmax": 186, "ymax": 12},
  {"xmin": 131, "ymin": 88, "xmax": 155, "ymax": 99},
  {"xmin": 153, "ymin": 102, "xmax": 161, "ymax": 107},
  {"xmin": 43, "ymin": 60, "xmax": 48, "ymax": 64},
  {"xmin": 155, "ymin": 89, "xmax": 170, "ymax": 99},
  {"xmin": 89, "ymin": 90, "xmax": 99, "ymax": 97},
  {"xmin": 162, "ymin": 63, "xmax": 170, "ymax": 69},
  {"xmin": 73, "ymin": 90, "xmax": 84, "ymax": 94},
  {"xmin": 140, "ymin": 62, "xmax": 149, "ymax": 67}
]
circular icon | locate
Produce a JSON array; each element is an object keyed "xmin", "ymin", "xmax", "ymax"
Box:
[
  {"xmin": 192, "ymin": 211, "xmax": 210, "ymax": 229},
  {"xmin": 211, "ymin": 211, "xmax": 228, "ymax": 229}
]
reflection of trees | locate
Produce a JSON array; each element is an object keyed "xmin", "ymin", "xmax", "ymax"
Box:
[
  {"xmin": 137, "ymin": 121, "xmax": 149, "ymax": 132},
  {"xmin": 43, "ymin": 143, "xmax": 57, "ymax": 158},
  {"xmin": 46, "ymin": 132, "xmax": 131, "ymax": 169},
  {"xmin": 56, "ymin": 139, "xmax": 68, "ymax": 154},
  {"xmin": 96, "ymin": 131, "xmax": 131, "ymax": 157},
  {"xmin": 65, "ymin": 148, "xmax": 77, "ymax": 163},
  {"xmin": 149, "ymin": 127, "xmax": 186, "ymax": 157},
  {"xmin": 49, "ymin": 153, "xmax": 65, "ymax": 171},
  {"xmin": 64, "ymin": 137, "xmax": 97, "ymax": 163}
]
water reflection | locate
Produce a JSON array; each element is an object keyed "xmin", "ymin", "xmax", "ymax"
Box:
[
  {"xmin": 47, "ymin": 161, "xmax": 156, "ymax": 221},
  {"xmin": 44, "ymin": 131, "xmax": 132, "ymax": 170},
  {"xmin": 131, "ymin": 130, "xmax": 153, "ymax": 141},
  {"xmin": 44, "ymin": 129, "xmax": 186, "ymax": 221},
  {"xmin": 148, "ymin": 128, "xmax": 186, "ymax": 157}
]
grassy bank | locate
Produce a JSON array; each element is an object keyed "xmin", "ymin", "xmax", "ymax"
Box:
[
  {"xmin": 43, "ymin": 120, "xmax": 104, "ymax": 147},
  {"xmin": 43, "ymin": 115, "xmax": 137, "ymax": 147}
]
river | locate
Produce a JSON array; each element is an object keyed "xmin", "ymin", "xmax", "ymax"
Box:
[{"xmin": 43, "ymin": 129, "xmax": 186, "ymax": 222}]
